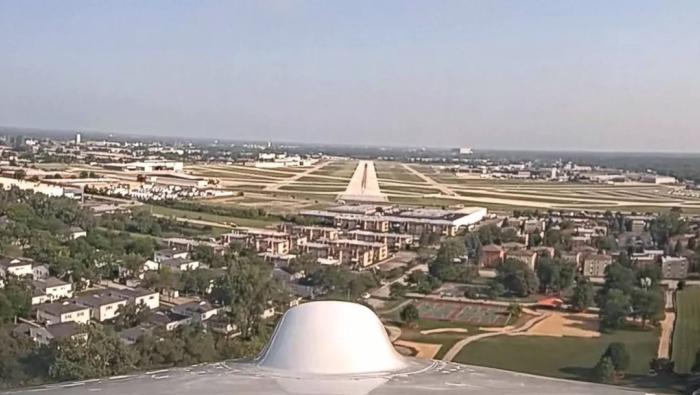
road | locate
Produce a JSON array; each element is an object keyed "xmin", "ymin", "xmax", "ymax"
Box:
[
  {"xmin": 400, "ymin": 164, "xmax": 458, "ymax": 197},
  {"xmin": 371, "ymin": 264, "xmax": 427, "ymax": 299},
  {"xmin": 150, "ymin": 213, "xmax": 235, "ymax": 229}
]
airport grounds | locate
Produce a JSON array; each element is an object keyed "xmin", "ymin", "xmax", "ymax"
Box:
[{"xmin": 51, "ymin": 158, "xmax": 700, "ymax": 393}]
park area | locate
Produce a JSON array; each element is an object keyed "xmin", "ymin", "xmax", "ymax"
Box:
[
  {"xmin": 414, "ymin": 300, "xmax": 514, "ymax": 326},
  {"xmin": 454, "ymin": 327, "xmax": 659, "ymax": 382},
  {"xmin": 672, "ymin": 286, "xmax": 700, "ymax": 374}
]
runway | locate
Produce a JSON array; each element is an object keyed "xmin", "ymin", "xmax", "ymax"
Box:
[{"xmin": 337, "ymin": 160, "xmax": 387, "ymax": 202}]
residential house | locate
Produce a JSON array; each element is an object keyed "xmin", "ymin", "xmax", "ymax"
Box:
[
  {"xmin": 36, "ymin": 301, "xmax": 90, "ymax": 325},
  {"xmin": 68, "ymin": 227, "xmax": 87, "ymax": 239},
  {"xmin": 145, "ymin": 310, "xmax": 191, "ymax": 331},
  {"xmin": 32, "ymin": 263, "xmax": 50, "ymax": 280},
  {"xmin": 32, "ymin": 322, "xmax": 86, "ymax": 345},
  {"xmin": 154, "ymin": 247, "xmax": 190, "ymax": 262},
  {"xmin": 74, "ymin": 292, "xmax": 129, "ymax": 322},
  {"xmin": 0, "ymin": 257, "xmax": 33, "ymax": 277},
  {"xmin": 13, "ymin": 322, "xmax": 86, "ymax": 345},
  {"xmin": 158, "ymin": 258, "xmax": 200, "ymax": 272},
  {"xmin": 171, "ymin": 300, "xmax": 219, "ymax": 323},
  {"xmin": 32, "ymin": 277, "xmax": 73, "ymax": 302},
  {"xmin": 108, "ymin": 287, "xmax": 160, "ymax": 310},
  {"xmin": 118, "ymin": 326, "xmax": 151, "ymax": 345}
]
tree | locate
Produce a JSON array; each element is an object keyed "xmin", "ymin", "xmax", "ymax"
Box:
[
  {"xmin": 507, "ymin": 303, "xmax": 522, "ymax": 319},
  {"xmin": 210, "ymin": 258, "xmax": 281, "ymax": 338},
  {"xmin": 494, "ymin": 258, "xmax": 539, "ymax": 297},
  {"xmin": 593, "ymin": 356, "xmax": 616, "ymax": 383},
  {"xmin": 389, "ymin": 282, "xmax": 408, "ymax": 300},
  {"xmin": 595, "ymin": 263, "xmax": 635, "ymax": 308},
  {"xmin": 12, "ymin": 169, "xmax": 26, "ymax": 180},
  {"xmin": 602, "ymin": 342, "xmax": 630, "ymax": 373},
  {"xmin": 400, "ymin": 304, "xmax": 419, "ymax": 326},
  {"xmin": 487, "ymin": 281, "xmax": 505, "ymax": 298},
  {"xmin": 631, "ymin": 287, "xmax": 665, "ymax": 327},
  {"xmin": 650, "ymin": 358, "xmax": 674, "ymax": 374},
  {"xmin": 535, "ymin": 258, "xmax": 575, "ymax": 293},
  {"xmin": 48, "ymin": 325, "xmax": 134, "ymax": 382},
  {"xmin": 114, "ymin": 302, "xmax": 150, "ymax": 331},
  {"xmin": 0, "ymin": 280, "xmax": 31, "ymax": 323},
  {"xmin": 464, "ymin": 233, "xmax": 482, "ymax": 263},
  {"xmin": 434, "ymin": 238, "xmax": 467, "ymax": 265},
  {"xmin": 428, "ymin": 238, "xmax": 475, "ymax": 283},
  {"xmin": 476, "ymin": 224, "xmax": 502, "ymax": 245},
  {"xmin": 691, "ymin": 349, "xmax": 700, "ymax": 373},
  {"xmin": 570, "ymin": 277, "xmax": 594, "ymax": 312},
  {"xmin": 599, "ymin": 289, "xmax": 631, "ymax": 332},
  {"xmin": 596, "ymin": 235, "xmax": 618, "ymax": 252}
]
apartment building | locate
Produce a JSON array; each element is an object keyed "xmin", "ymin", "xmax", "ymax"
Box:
[
  {"xmin": 278, "ymin": 224, "xmax": 339, "ymax": 241},
  {"xmin": 346, "ymin": 230, "xmax": 413, "ymax": 250},
  {"xmin": 661, "ymin": 256, "xmax": 689, "ymax": 279},
  {"xmin": 583, "ymin": 254, "xmax": 614, "ymax": 277}
]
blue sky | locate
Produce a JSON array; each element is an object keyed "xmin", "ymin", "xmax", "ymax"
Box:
[{"xmin": 1, "ymin": 0, "xmax": 699, "ymax": 151}]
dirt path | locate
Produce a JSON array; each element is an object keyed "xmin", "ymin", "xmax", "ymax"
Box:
[
  {"xmin": 394, "ymin": 340, "xmax": 442, "ymax": 359},
  {"xmin": 385, "ymin": 325, "xmax": 402, "ymax": 342},
  {"xmin": 658, "ymin": 290, "xmax": 676, "ymax": 359},
  {"xmin": 441, "ymin": 312, "xmax": 548, "ymax": 361},
  {"xmin": 658, "ymin": 312, "xmax": 675, "ymax": 359}
]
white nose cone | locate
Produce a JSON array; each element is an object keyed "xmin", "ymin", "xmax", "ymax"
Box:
[{"xmin": 257, "ymin": 301, "xmax": 408, "ymax": 374}]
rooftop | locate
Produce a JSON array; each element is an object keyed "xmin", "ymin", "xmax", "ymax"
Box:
[
  {"xmin": 74, "ymin": 292, "xmax": 127, "ymax": 307},
  {"xmin": 37, "ymin": 301, "xmax": 90, "ymax": 316}
]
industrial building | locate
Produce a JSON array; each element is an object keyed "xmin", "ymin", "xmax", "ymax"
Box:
[{"xmin": 101, "ymin": 160, "xmax": 184, "ymax": 173}]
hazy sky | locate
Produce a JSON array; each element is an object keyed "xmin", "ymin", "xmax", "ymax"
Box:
[{"xmin": 1, "ymin": 1, "xmax": 699, "ymax": 151}]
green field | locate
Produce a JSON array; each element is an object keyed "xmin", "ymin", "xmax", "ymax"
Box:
[
  {"xmin": 672, "ymin": 287, "xmax": 700, "ymax": 373},
  {"xmin": 455, "ymin": 328, "xmax": 659, "ymax": 381},
  {"xmin": 141, "ymin": 204, "xmax": 280, "ymax": 228}
]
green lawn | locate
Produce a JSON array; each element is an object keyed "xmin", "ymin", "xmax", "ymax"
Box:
[
  {"xmin": 140, "ymin": 204, "xmax": 280, "ymax": 228},
  {"xmin": 455, "ymin": 327, "xmax": 659, "ymax": 381},
  {"xmin": 673, "ymin": 287, "xmax": 700, "ymax": 373},
  {"xmin": 388, "ymin": 318, "xmax": 482, "ymax": 360}
]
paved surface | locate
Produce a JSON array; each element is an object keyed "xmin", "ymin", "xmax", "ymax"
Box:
[
  {"xmin": 150, "ymin": 213, "xmax": 235, "ymax": 228},
  {"xmin": 401, "ymin": 163, "xmax": 458, "ymax": 197},
  {"xmin": 264, "ymin": 160, "xmax": 332, "ymax": 191},
  {"xmin": 372, "ymin": 264, "xmax": 427, "ymax": 299},
  {"xmin": 338, "ymin": 160, "xmax": 387, "ymax": 202}
]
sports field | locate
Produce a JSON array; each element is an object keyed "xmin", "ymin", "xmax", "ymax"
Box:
[
  {"xmin": 415, "ymin": 300, "xmax": 511, "ymax": 326},
  {"xmin": 672, "ymin": 286, "xmax": 700, "ymax": 373}
]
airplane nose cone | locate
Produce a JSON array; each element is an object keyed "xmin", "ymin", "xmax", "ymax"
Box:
[{"xmin": 256, "ymin": 301, "xmax": 408, "ymax": 374}]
